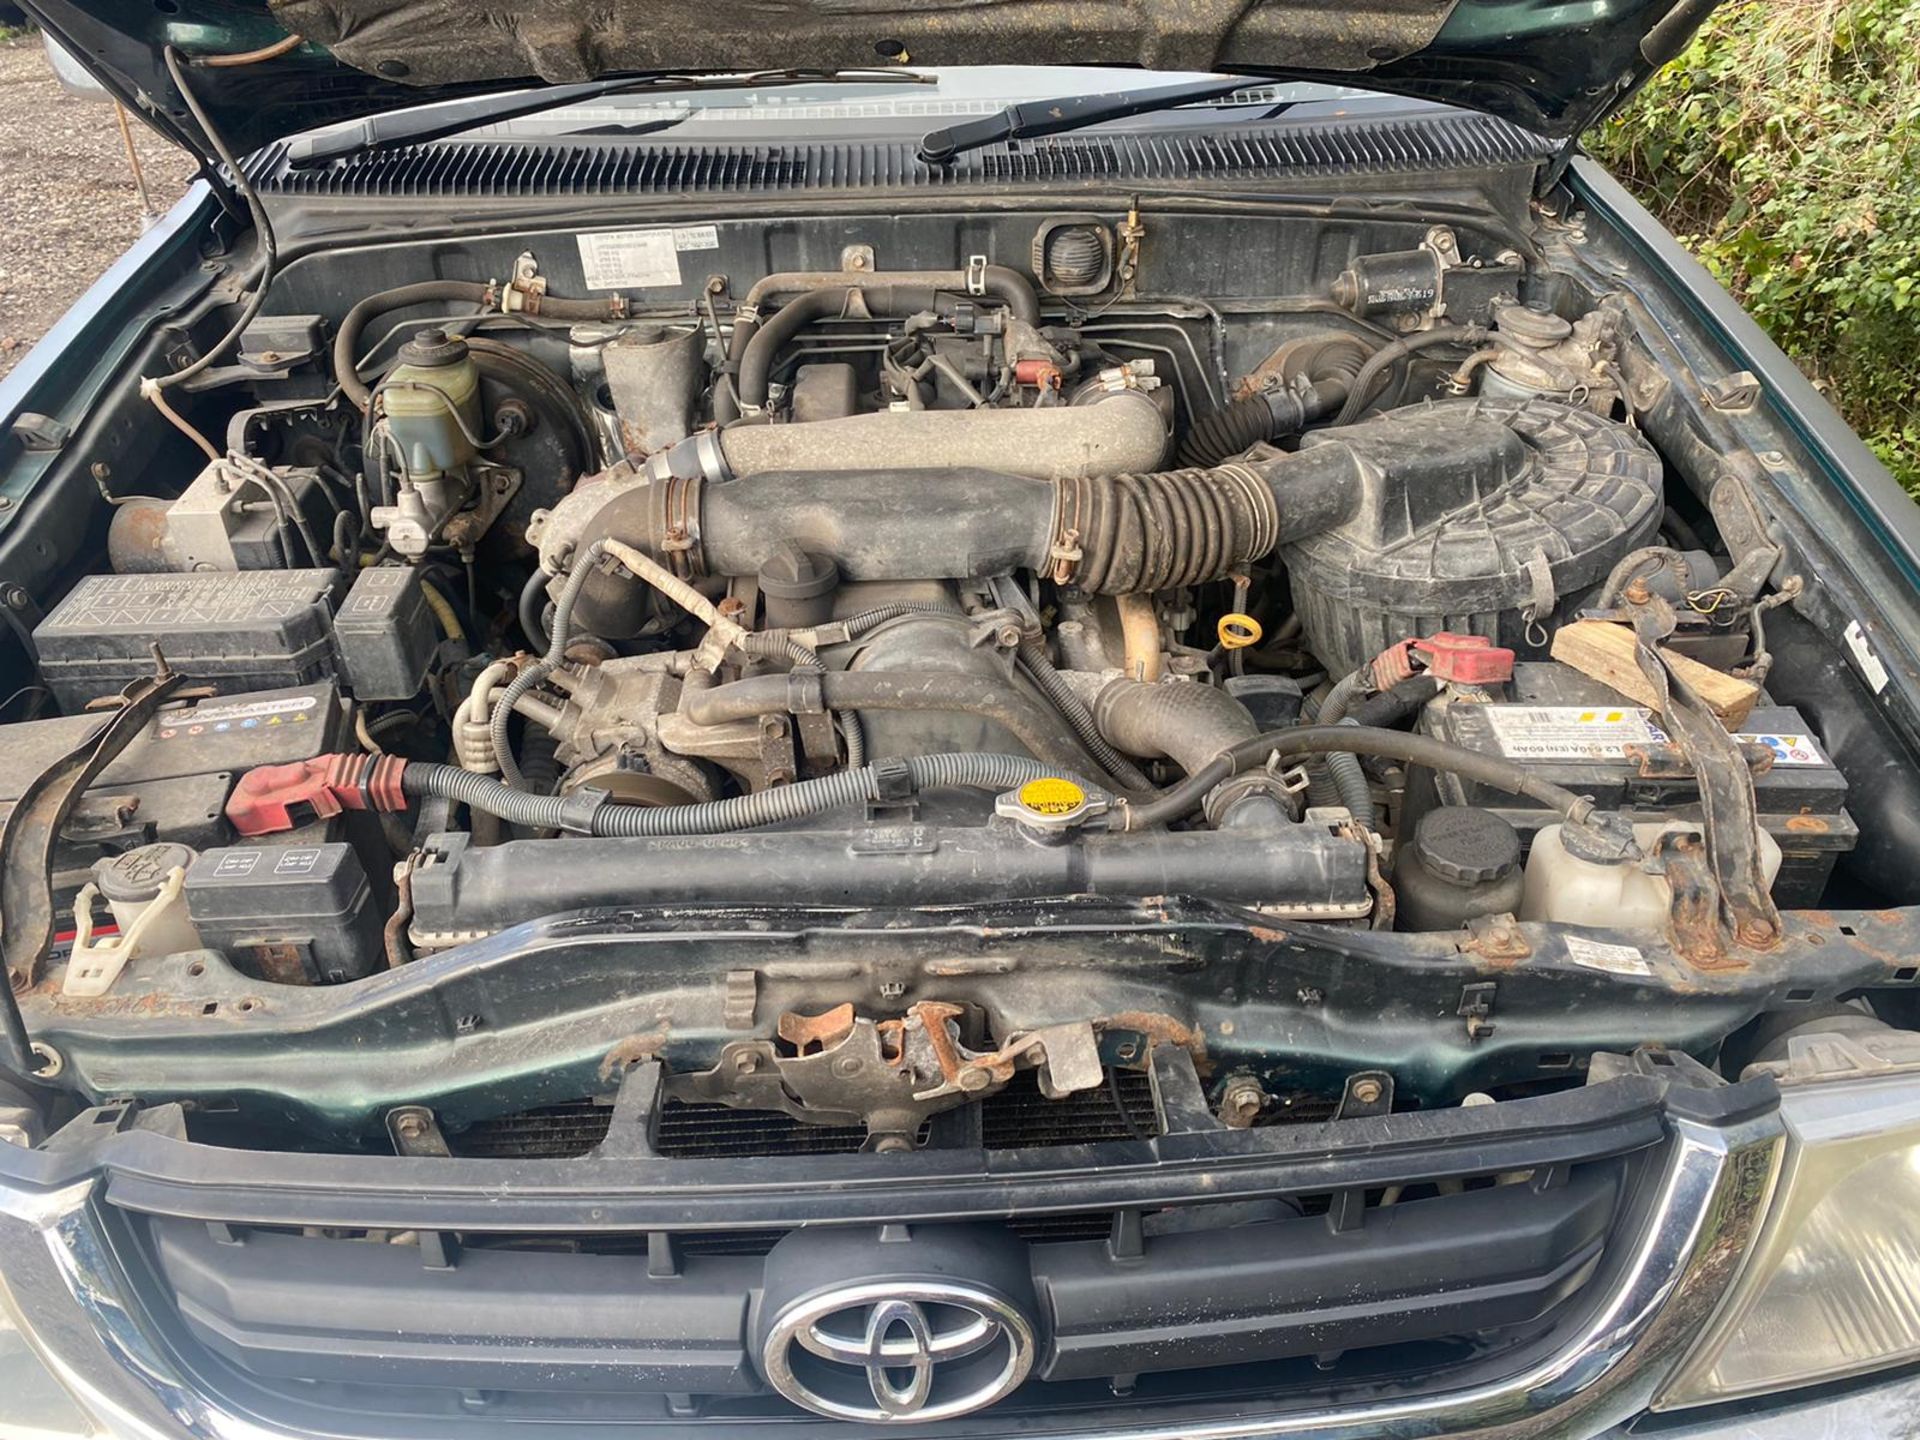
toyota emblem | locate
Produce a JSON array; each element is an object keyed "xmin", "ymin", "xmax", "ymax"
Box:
[{"xmin": 761, "ymin": 1279, "xmax": 1035, "ymax": 1422}]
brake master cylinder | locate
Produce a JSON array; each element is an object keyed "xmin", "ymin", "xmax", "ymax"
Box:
[
  {"xmin": 372, "ymin": 327, "xmax": 483, "ymax": 558},
  {"xmin": 383, "ymin": 327, "xmax": 481, "ymax": 477}
]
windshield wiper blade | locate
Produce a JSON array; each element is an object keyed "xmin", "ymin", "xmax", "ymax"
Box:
[
  {"xmin": 288, "ymin": 67, "xmax": 934, "ymax": 168},
  {"xmin": 917, "ymin": 75, "xmax": 1281, "ymax": 164}
]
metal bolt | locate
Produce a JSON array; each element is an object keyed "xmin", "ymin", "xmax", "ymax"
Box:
[
  {"xmin": 873, "ymin": 1134, "xmax": 913, "ymax": 1154},
  {"xmin": 395, "ymin": 1113, "xmax": 426, "ymax": 1139},
  {"xmin": 831, "ymin": 1055, "xmax": 864, "ymax": 1078},
  {"xmin": 957, "ymin": 1067, "xmax": 992, "ymax": 1092},
  {"xmin": 706, "ymin": 276, "xmax": 727, "ymax": 295},
  {"xmin": 732, "ymin": 1050, "xmax": 759, "ymax": 1073},
  {"xmin": 1351, "ymin": 1077, "xmax": 1384, "ymax": 1106},
  {"xmin": 1219, "ymin": 1077, "xmax": 1265, "ymax": 1127},
  {"xmin": 90, "ymin": 461, "xmax": 112, "ymax": 481}
]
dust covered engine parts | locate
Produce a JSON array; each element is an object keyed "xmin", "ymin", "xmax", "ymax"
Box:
[
  {"xmin": 3, "ymin": 225, "xmax": 1900, "ymax": 1186},
  {"xmin": 1278, "ymin": 398, "xmax": 1664, "ymax": 676}
]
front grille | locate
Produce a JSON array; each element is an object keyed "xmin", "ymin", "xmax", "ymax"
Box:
[
  {"xmin": 105, "ymin": 1056, "xmax": 1683, "ymax": 1433},
  {"xmin": 249, "ymin": 113, "xmax": 1553, "ymax": 200},
  {"xmin": 136, "ymin": 1159, "xmax": 1623, "ymax": 1426}
]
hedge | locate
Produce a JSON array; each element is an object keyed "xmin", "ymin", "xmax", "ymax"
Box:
[{"xmin": 1589, "ymin": 0, "xmax": 1920, "ymax": 490}]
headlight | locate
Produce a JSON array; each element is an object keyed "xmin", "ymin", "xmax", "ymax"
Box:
[
  {"xmin": 0, "ymin": 1281, "xmax": 94, "ymax": 1439},
  {"xmin": 1658, "ymin": 1070, "xmax": 1920, "ymax": 1408}
]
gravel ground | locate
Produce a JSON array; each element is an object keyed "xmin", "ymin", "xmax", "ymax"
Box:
[{"xmin": 0, "ymin": 34, "xmax": 196, "ymax": 378}]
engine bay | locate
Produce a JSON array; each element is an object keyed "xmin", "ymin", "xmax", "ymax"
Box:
[{"xmin": 5, "ymin": 192, "xmax": 1916, "ymax": 1157}]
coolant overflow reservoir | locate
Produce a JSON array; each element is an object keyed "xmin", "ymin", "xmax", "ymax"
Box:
[
  {"xmin": 1521, "ymin": 816, "xmax": 1782, "ymax": 931},
  {"xmin": 383, "ymin": 327, "xmax": 483, "ymax": 476}
]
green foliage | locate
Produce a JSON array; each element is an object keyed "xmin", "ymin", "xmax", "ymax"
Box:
[{"xmin": 1590, "ymin": 0, "xmax": 1920, "ymax": 489}]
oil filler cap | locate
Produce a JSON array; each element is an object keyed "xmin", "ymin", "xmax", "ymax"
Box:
[{"xmin": 995, "ymin": 776, "xmax": 1107, "ymax": 835}]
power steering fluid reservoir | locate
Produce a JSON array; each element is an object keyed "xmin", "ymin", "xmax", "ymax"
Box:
[{"xmin": 383, "ymin": 328, "xmax": 482, "ymax": 477}]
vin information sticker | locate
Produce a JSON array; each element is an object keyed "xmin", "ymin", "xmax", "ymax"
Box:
[{"xmin": 576, "ymin": 225, "xmax": 721, "ymax": 290}]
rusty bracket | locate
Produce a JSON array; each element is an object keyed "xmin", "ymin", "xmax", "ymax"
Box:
[
  {"xmin": 673, "ymin": 1001, "xmax": 1110, "ymax": 1149},
  {"xmin": 1, "ymin": 653, "xmax": 182, "ymax": 1078},
  {"xmin": 1463, "ymin": 912, "xmax": 1532, "ymax": 962},
  {"xmin": 1626, "ymin": 613, "xmax": 1781, "ymax": 959}
]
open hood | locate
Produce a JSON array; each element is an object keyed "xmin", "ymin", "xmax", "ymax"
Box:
[{"xmin": 26, "ymin": 0, "xmax": 1719, "ymax": 160}]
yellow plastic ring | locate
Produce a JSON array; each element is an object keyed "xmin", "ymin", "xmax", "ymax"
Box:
[{"xmin": 1218, "ymin": 613, "xmax": 1263, "ymax": 650}]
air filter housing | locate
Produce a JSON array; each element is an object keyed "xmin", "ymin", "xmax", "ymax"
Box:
[{"xmin": 1280, "ymin": 397, "xmax": 1663, "ymax": 676}]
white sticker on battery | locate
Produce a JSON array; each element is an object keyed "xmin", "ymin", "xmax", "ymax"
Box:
[
  {"xmin": 1564, "ymin": 935, "xmax": 1652, "ymax": 977},
  {"xmin": 1734, "ymin": 732, "xmax": 1826, "ymax": 766},
  {"xmin": 180, "ymin": 693, "xmax": 318, "ymax": 725},
  {"xmin": 1481, "ymin": 706, "xmax": 1667, "ymax": 761},
  {"xmin": 576, "ymin": 229, "xmax": 682, "ymax": 290},
  {"xmin": 1845, "ymin": 619, "xmax": 1891, "ymax": 694}
]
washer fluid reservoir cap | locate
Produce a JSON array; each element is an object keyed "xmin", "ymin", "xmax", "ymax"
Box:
[
  {"xmin": 95, "ymin": 842, "xmax": 198, "ymax": 905},
  {"xmin": 1413, "ymin": 806, "xmax": 1521, "ymax": 886},
  {"xmin": 1560, "ymin": 812, "xmax": 1639, "ymax": 866}
]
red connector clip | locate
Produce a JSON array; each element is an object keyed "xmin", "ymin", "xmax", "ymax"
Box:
[
  {"xmin": 1013, "ymin": 357, "xmax": 1063, "ymax": 392},
  {"xmin": 1371, "ymin": 632, "xmax": 1516, "ymax": 690},
  {"xmin": 225, "ymin": 753, "xmax": 409, "ymax": 837}
]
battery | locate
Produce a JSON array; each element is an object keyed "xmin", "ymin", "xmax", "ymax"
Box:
[
  {"xmin": 33, "ymin": 569, "xmax": 340, "ymax": 710},
  {"xmin": 0, "ymin": 683, "xmax": 348, "ymax": 903},
  {"xmin": 184, "ymin": 842, "xmax": 382, "ymax": 984},
  {"xmin": 1414, "ymin": 663, "xmax": 1856, "ymax": 906}
]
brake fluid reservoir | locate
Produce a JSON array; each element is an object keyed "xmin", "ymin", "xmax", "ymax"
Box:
[
  {"xmin": 1521, "ymin": 816, "xmax": 1782, "ymax": 930},
  {"xmin": 383, "ymin": 328, "xmax": 482, "ymax": 477}
]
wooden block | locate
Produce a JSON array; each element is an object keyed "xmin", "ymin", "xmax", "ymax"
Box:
[{"xmin": 1549, "ymin": 619, "xmax": 1759, "ymax": 729}]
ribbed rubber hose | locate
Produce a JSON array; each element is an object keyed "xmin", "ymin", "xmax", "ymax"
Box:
[
  {"xmin": 492, "ymin": 544, "xmax": 602, "ymax": 790},
  {"xmin": 1053, "ymin": 462, "xmax": 1282, "ymax": 593},
  {"xmin": 1177, "ymin": 377, "xmax": 1349, "ymax": 468},
  {"xmin": 1016, "ymin": 638, "xmax": 1156, "ymax": 793},
  {"xmin": 404, "ymin": 753, "xmax": 1098, "ymax": 836}
]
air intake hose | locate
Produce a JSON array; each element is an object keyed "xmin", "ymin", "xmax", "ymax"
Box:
[
  {"xmin": 539, "ymin": 400, "xmax": 1625, "ymax": 633},
  {"xmin": 544, "ymin": 440, "xmax": 1365, "ymax": 620}
]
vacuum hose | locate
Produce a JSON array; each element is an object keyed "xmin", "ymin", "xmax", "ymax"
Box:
[{"xmin": 334, "ymin": 281, "xmax": 623, "ymax": 412}]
